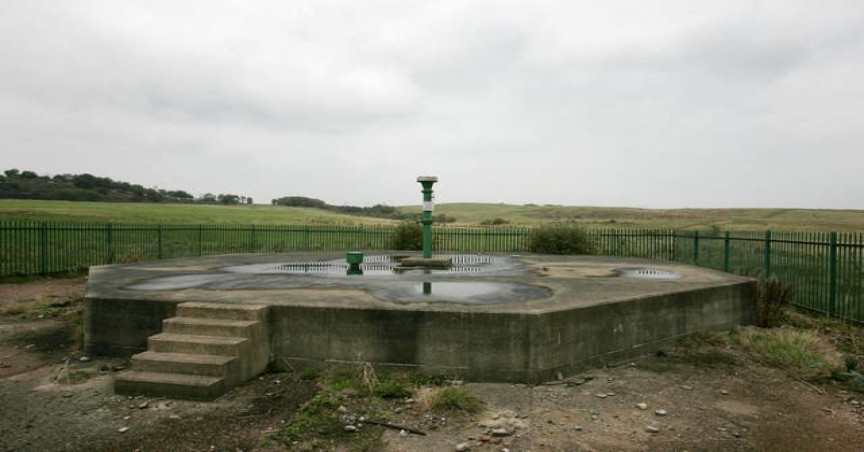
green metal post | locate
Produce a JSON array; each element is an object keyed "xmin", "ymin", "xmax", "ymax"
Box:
[
  {"xmin": 723, "ymin": 231, "xmax": 730, "ymax": 272},
  {"xmin": 40, "ymin": 222, "xmax": 48, "ymax": 276},
  {"xmin": 693, "ymin": 230, "xmax": 699, "ymax": 263},
  {"xmin": 828, "ymin": 231, "xmax": 838, "ymax": 318},
  {"xmin": 250, "ymin": 224, "xmax": 256, "ymax": 253},
  {"xmin": 764, "ymin": 230, "xmax": 772, "ymax": 280},
  {"xmin": 107, "ymin": 223, "xmax": 114, "ymax": 264},
  {"xmin": 417, "ymin": 176, "xmax": 438, "ymax": 259},
  {"xmin": 157, "ymin": 225, "xmax": 163, "ymax": 260}
]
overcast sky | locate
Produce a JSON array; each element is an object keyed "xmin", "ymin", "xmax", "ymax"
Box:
[{"xmin": 2, "ymin": 1, "xmax": 863, "ymax": 209}]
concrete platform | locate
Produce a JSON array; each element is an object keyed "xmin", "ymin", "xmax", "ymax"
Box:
[{"xmin": 85, "ymin": 253, "xmax": 756, "ymax": 383}]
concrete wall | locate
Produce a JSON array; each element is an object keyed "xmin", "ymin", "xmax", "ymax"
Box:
[
  {"xmin": 269, "ymin": 280, "xmax": 756, "ymax": 383},
  {"xmin": 85, "ymin": 298, "xmax": 176, "ymax": 356}
]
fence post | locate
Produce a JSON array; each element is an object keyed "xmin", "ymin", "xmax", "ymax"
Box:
[
  {"xmin": 828, "ymin": 232, "xmax": 838, "ymax": 318},
  {"xmin": 107, "ymin": 223, "xmax": 114, "ymax": 264},
  {"xmin": 157, "ymin": 225, "xmax": 163, "ymax": 260},
  {"xmin": 249, "ymin": 225, "xmax": 256, "ymax": 253},
  {"xmin": 40, "ymin": 222, "xmax": 48, "ymax": 276},
  {"xmin": 723, "ymin": 231, "xmax": 730, "ymax": 272},
  {"xmin": 763, "ymin": 230, "xmax": 772, "ymax": 279},
  {"xmin": 693, "ymin": 230, "xmax": 699, "ymax": 264},
  {"xmin": 199, "ymin": 224, "xmax": 203, "ymax": 256}
]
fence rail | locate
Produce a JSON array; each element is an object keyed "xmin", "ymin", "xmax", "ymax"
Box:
[{"xmin": 1, "ymin": 221, "xmax": 861, "ymax": 323}]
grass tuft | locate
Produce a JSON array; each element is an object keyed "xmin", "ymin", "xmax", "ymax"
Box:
[
  {"xmin": 415, "ymin": 385, "xmax": 483, "ymax": 413},
  {"xmin": 740, "ymin": 327, "xmax": 841, "ymax": 380}
]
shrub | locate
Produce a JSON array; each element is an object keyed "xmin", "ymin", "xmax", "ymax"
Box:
[
  {"xmin": 527, "ymin": 222, "xmax": 595, "ymax": 255},
  {"xmin": 389, "ymin": 221, "xmax": 423, "ymax": 250},
  {"xmin": 480, "ymin": 218, "xmax": 509, "ymax": 226},
  {"xmin": 755, "ymin": 279, "xmax": 792, "ymax": 328}
]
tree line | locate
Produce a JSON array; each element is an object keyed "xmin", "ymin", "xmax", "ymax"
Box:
[
  {"xmin": 0, "ymin": 169, "xmax": 252, "ymax": 205},
  {"xmin": 270, "ymin": 196, "xmax": 456, "ymax": 222}
]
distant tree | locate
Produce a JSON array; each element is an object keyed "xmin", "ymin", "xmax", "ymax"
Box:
[
  {"xmin": 4, "ymin": 169, "xmax": 19, "ymax": 177},
  {"xmin": 217, "ymin": 194, "xmax": 240, "ymax": 205},
  {"xmin": 273, "ymin": 196, "xmax": 329, "ymax": 209}
]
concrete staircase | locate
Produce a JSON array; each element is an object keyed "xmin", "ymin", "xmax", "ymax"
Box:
[{"xmin": 114, "ymin": 302, "xmax": 270, "ymax": 400}]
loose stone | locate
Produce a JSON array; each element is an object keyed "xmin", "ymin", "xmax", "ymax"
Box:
[
  {"xmin": 636, "ymin": 403, "xmax": 648, "ymax": 410},
  {"xmin": 645, "ymin": 426, "xmax": 660, "ymax": 434},
  {"xmin": 344, "ymin": 425, "xmax": 358, "ymax": 432},
  {"xmin": 118, "ymin": 427, "xmax": 129, "ymax": 433},
  {"xmin": 655, "ymin": 409, "xmax": 668, "ymax": 416},
  {"xmin": 491, "ymin": 427, "xmax": 512, "ymax": 437},
  {"xmin": 455, "ymin": 442, "xmax": 471, "ymax": 451}
]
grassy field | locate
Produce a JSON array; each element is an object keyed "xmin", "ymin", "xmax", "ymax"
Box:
[
  {"xmin": 0, "ymin": 200, "xmax": 395, "ymax": 225},
  {"xmin": 400, "ymin": 203, "xmax": 864, "ymax": 232},
  {"xmin": 1, "ymin": 199, "xmax": 862, "ymax": 231}
]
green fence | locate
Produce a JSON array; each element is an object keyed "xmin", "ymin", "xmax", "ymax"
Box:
[
  {"xmin": 674, "ymin": 230, "xmax": 864, "ymax": 323},
  {"xmin": 1, "ymin": 221, "xmax": 861, "ymax": 323}
]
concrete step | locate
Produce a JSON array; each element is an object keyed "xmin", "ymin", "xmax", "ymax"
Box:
[
  {"xmin": 115, "ymin": 370, "xmax": 225, "ymax": 400},
  {"xmin": 131, "ymin": 351, "xmax": 236, "ymax": 377},
  {"xmin": 176, "ymin": 302, "xmax": 268, "ymax": 321},
  {"xmin": 163, "ymin": 317, "xmax": 259, "ymax": 338},
  {"xmin": 148, "ymin": 333, "xmax": 247, "ymax": 356}
]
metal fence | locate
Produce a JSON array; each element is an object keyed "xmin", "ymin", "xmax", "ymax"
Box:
[{"xmin": 1, "ymin": 221, "xmax": 861, "ymax": 323}]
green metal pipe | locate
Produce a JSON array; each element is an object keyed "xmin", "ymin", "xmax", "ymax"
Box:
[{"xmin": 417, "ymin": 176, "xmax": 438, "ymax": 259}]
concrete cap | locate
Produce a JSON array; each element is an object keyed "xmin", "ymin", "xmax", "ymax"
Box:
[{"xmin": 416, "ymin": 176, "xmax": 438, "ymax": 182}]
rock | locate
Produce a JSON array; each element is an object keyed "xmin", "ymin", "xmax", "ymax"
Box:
[
  {"xmin": 491, "ymin": 427, "xmax": 512, "ymax": 437},
  {"xmin": 590, "ymin": 414, "xmax": 599, "ymax": 421},
  {"xmin": 720, "ymin": 389, "xmax": 729, "ymax": 395},
  {"xmin": 138, "ymin": 401, "xmax": 149, "ymax": 409},
  {"xmin": 606, "ymin": 392, "xmax": 616, "ymax": 396},
  {"xmin": 118, "ymin": 427, "xmax": 129, "ymax": 433},
  {"xmin": 645, "ymin": 426, "xmax": 660, "ymax": 434},
  {"xmin": 399, "ymin": 430, "xmax": 408, "ymax": 437},
  {"xmin": 79, "ymin": 356, "xmax": 90, "ymax": 362},
  {"xmin": 681, "ymin": 385, "xmax": 694, "ymax": 390},
  {"xmin": 123, "ymin": 416, "xmax": 131, "ymax": 421},
  {"xmin": 337, "ymin": 405, "xmax": 348, "ymax": 413},
  {"xmin": 595, "ymin": 393, "xmax": 607, "ymax": 399},
  {"xmin": 479, "ymin": 435, "xmax": 492, "ymax": 442},
  {"xmin": 636, "ymin": 403, "xmax": 648, "ymax": 410},
  {"xmin": 344, "ymin": 425, "xmax": 358, "ymax": 433},
  {"xmin": 654, "ymin": 409, "xmax": 667, "ymax": 416},
  {"xmin": 574, "ymin": 425, "xmax": 584, "ymax": 431},
  {"xmin": 455, "ymin": 442, "xmax": 471, "ymax": 451}
]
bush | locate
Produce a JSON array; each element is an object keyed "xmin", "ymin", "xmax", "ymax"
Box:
[
  {"xmin": 755, "ymin": 279, "xmax": 792, "ymax": 328},
  {"xmin": 390, "ymin": 221, "xmax": 423, "ymax": 250},
  {"xmin": 480, "ymin": 218, "xmax": 509, "ymax": 226},
  {"xmin": 528, "ymin": 222, "xmax": 595, "ymax": 255}
]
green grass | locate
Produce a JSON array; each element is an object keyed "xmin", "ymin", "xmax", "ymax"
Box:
[
  {"xmin": 399, "ymin": 203, "xmax": 864, "ymax": 231},
  {"xmin": 2, "ymin": 199, "xmax": 863, "ymax": 231},
  {"xmin": 0, "ymin": 199, "xmax": 394, "ymax": 225},
  {"xmin": 740, "ymin": 328, "xmax": 841, "ymax": 380}
]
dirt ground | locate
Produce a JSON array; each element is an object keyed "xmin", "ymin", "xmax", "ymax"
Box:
[{"xmin": 1, "ymin": 278, "xmax": 863, "ymax": 451}]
